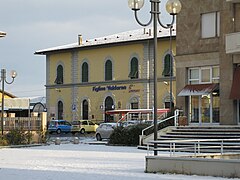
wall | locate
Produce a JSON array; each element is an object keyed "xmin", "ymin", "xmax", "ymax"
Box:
[
  {"xmin": 176, "ymin": 0, "xmax": 238, "ymax": 125},
  {"xmin": 146, "ymin": 155, "xmax": 240, "ymax": 178},
  {"xmin": 46, "ymin": 38, "xmax": 176, "ymax": 122}
]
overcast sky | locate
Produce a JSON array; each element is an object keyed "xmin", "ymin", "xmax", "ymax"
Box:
[{"xmin": 0, "ymin": 0, "xmax": 171, "ymax": 98}]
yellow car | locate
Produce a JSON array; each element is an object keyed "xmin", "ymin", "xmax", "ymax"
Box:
[{"xmin": 71, "ymin": 120, "xmax": 98, "ymax": 134}]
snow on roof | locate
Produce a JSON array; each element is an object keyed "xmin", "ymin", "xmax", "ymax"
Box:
[{"xmin": 35, "ymin": 25, "xmax": 176, "ymax": 54}]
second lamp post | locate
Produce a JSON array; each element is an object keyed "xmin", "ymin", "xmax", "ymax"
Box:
[
  {"xmin": 1, "ymin": 69, "xmax": 17, "ymax": 136},
  {"xmin": 128, "ymin": 0, "xmax": 181, "ymax": 155}
]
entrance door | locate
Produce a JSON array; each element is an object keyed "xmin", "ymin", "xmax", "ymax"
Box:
[
  {"xmin": 105, "ymin": 96, "xmax": 114, "ymax": 122},
  {"xmin": 201, "ymin": 95, "xmax": 211, "ymax": 123},
  {"xmin": 189, "ymin": 93, "xmax": 219, "ymax": 124},
  {"xmin": 82, "ymin": 100, "xmax": 88, "ymax": 120},
  {"xmin": 190, "ymin": 96, "xmax": 200, "ymax": 123}
]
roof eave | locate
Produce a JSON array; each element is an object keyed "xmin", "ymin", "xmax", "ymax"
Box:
[{"xmin": 35, "ymin": 35, "xmax": 176, "ymax": 55}]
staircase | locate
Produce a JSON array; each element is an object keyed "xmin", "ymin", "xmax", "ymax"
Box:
[{"xmin": 140, "ymin": 126, "xmax": 240, "ymax": 153}]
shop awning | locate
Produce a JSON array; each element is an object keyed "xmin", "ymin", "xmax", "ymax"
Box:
[
  {"xmin": 230, "ymin": 66, "xmax": 240, "ymax": 99},
  {"xmin": 178, "ymin": 83, "xmax": 219, "ymax": 96}
]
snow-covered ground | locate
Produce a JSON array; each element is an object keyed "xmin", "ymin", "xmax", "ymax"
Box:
[{"xmin": 0, "ymin": 143, "xmax": 238, "ymax": 180}]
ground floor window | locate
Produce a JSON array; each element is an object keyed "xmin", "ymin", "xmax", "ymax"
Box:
[
  {"xmin": 189, "ymin": 92, "xmax": 219, "ymax": 124},
  {"xmin": 131, "ymin": 102, "xmax": 139, "ymax": 120},
  {"xmin": 130, "ymin": 97, "xmax": 139, "ymax": 120},
  {"xmin": 82, "ymin": 100, "xmax": 88, "ymax": 120},
  {"xmin": 57, "ymin": 101, "xmax": 63, "ymax": 120}
]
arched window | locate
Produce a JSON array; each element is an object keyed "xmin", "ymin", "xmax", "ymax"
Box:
[
  {"xmin": 55, "ymin": 65, "xmax": 64, "ymax": 84},
  {"xmin": 57, "ymin": 101, "xmax": 63, "ymax": 119},
  {"xmin": 82, "ymin": 100, "xmax": 89, "ymax": 120},
  {"xmin": 82, "ymin": 62, "xmax": 88, "ymax": 82},
  {"xmin": 162, "ymin": 54, "xmax": 173, "ymax": 77},
  {"xmin": 105, "ymin": 60, "xmax": 112, "ymax": 81},
  {"xmin": 105, "ymin": 96, "xmax": 114, "ymax": 122},
  {"xmin": 129, "ymin": 57, "xmax": 139, "ymax": 79}
]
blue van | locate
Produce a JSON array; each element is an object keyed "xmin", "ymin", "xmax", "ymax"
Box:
[{"xmin": 48, "ymin": 120, "xmax": 72, "ymax": 134}]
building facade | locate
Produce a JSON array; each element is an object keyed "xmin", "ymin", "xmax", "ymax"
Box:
[
  {"xmin": 0, "ymin": 90, "xmax": 16, "ymax": 101},
  {"xmin": 36, "ymin": 27, "xmax": 176, "ymax": 123},
  {"xmin": 176, "ymin": 0, "xmax": 240, "ymax": 125}
]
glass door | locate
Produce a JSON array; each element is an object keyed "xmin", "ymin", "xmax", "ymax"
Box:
[
  {"xmin": 190, "ymin": 96, "xmax": 200, "ymax": 123},
  {"xmin": 212, "ymin": 91, "xmax": 220, "ymax": 123},
  {"xmin": 201, "ymin": 95, "xmax": 211, "ymax": 123},
  {"xmin": 189, "ymin": 93, "xmax": 219, "ymax": 124}
]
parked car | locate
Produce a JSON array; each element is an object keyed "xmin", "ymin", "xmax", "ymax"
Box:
[
  {"xmin": 95, "ymin": 123, "xmax": 117, "ymax": 141},
  {"xmin": 71, "ymin": 120, "xmax": 99, "ymax": 134},
  {"xmin": 48, "ymin": 120, "xmax": 72, "ymax": 134},
  {"xmin": 120, "ymin": 120, "xmax": 140, "ymax": 127}
]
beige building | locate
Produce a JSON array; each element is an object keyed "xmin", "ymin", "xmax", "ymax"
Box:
[
  {"xmin": 35, "ymin": 27, "xmax": 176, "ymax": 123},
  {"xmin": 176, "ymin": 0, "xmax": 240, "ymax": 125}
]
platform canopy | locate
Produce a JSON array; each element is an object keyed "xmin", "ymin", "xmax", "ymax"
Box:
[{"xmin": 105, "ymin": 108, "xmax": 170, "ymax": 115}]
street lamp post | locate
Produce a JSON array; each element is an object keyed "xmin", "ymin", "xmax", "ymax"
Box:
[
  {"xmin": 128, "ymin": 0, "xmax": 181, "ymax": 155},
  {"xmin": 169, "ymin": 25, "xmax": 173, "ymax": 114},
  {"xmin": 0, "ymin": 31, "xmax": 6, "ymax": 38},
  {"xmin": 1, "ymin": 69, "xmax": 17, "ymax": 137}
]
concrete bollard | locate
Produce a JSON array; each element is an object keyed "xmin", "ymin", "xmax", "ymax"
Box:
[
  {"xmin": 55, "ymin": 137, "xmax": 61, "ymax": 145},
  {"xmin": 73, "ymin": 137, "xmax": 79, "ymax": 144}
]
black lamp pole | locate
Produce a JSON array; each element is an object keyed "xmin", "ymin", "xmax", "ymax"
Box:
[
  {"xmin": 128, "ymin": 0, "xmax": 181, "ymax": 155},
  {"xmin": 1, "ymin": 69, "xmax": 17, "ymax": 137}
]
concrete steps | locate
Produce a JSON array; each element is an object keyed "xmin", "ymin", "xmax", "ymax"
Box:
[{"xmin": 140, "ymin": 126, "xmax": 240, "ymax": 153}]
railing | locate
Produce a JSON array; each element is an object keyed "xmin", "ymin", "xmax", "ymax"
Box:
[
  {"xmin": 147, "ymin": 138, "xmax": 240, "ymax": 157},
  {"xmin": 117, "ymin": 111, "xmax": 166, "ymax": 124},
  {"xmin": 139, "ymin": 109, "xmax": 182, "ymax": 145},
  {"xmin": 141, "ymin": 109, "xmax": 181, "ymax": 137},
  {"xmin": 2, "ymin": 117, "xmax": 42, "ymax": 131}
]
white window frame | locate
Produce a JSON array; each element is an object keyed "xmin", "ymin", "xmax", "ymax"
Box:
[
  {"xmin": 201, "ymin": 12, "xmax": 220, "ymax": 38},
  {"xmin": 212, "ymin": 66, "xmax": 220, "ymax": 83},
  {"xmin": 188, "ymin": 66, "xmax": 219, "ymax": 84},
  {"xmin": 189, "ymin": 68, "xmax": 199, "ymax": 84},
  {"xmin": 200, "ymin": 67, "xmax": 211, "ymax": 83}
]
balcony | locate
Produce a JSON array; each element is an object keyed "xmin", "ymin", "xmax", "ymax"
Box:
[
  {"xmin": 226, "ymin": 32, "xmax": 240, "ymax": 54},
  {"xmin": 226, "ymin": 0, "xmax": 240, "ymax": 3}
]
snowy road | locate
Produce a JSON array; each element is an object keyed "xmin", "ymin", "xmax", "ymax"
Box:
[{"xmin": 0, "ymin": 144, "xmax": 237, "ymax": 180}]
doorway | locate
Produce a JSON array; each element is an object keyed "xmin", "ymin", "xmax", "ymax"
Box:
[
  {"xmin": 189, "ymin": 92, "xmax": 219, "ymax": 124},
  {"xmin": 105, "ymin": 96, "xmax": 114, "ymax": 122},
  {"xmin": 82, "ymin": 100, "xmax": 88, "ymax": 120}
]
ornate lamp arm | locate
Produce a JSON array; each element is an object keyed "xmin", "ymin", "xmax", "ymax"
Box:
[
  {"xmin": 134, "ymin": 10, "xmax": 153, "ymax": 27},
  {"xmin": 5, "ymin": 78, "xmax": 15, "ymax": 85},
  {"xmin": 157, "ymin": 14, "xmax": 175, "ymax": 29}
]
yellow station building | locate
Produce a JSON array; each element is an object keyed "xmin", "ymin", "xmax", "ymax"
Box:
[{"xmin": 35, "ymin": 27, "xmax": 176, "ymax": 123}]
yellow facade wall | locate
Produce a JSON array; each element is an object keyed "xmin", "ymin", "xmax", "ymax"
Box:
[
  {"xmin": 49, "ymin": 53, "xmax": 72, "ymax": 84},
  {"xmin": 0, "ymin": 92, "xmax": 14, "ymax": 102},
  {"xmin": 46, "ymin": 38, "xmax": 176, "ymax": 123}
]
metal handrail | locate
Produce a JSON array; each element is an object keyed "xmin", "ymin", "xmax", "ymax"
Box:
[
  {"xmin": 117, "ymin": 114, "xmax": 128, "ymax": 124},
  {"xmin": 147, "ymin": 138, "xmax": 240, "ymax": 157},
  {"xmin": 141, "ymin": 109, "xmax": 181, "ymax": 137}
]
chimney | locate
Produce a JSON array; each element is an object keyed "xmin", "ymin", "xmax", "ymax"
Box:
[{"xmin": 78, "ymin": 34, "xmax": 83, "ymax": 45}]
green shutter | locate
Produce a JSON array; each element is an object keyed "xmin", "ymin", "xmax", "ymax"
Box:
[
  {"xmin": 129, "ymin": 58, "xmax": 138, "ymax": 79},
  {"xmin": 105, "ymin": 60, "xmax": 112, "ymax": 81},
  {"xmin": 162, "ymin": 54, "xmax": 173, "ymax": 77},
  {"xmin": 82, "ymin": 62, "xmax": 88, "ymax": 82},
  {"xmin": 55, "ymin": 65, "xmax": 63, "ymax": 84}
]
